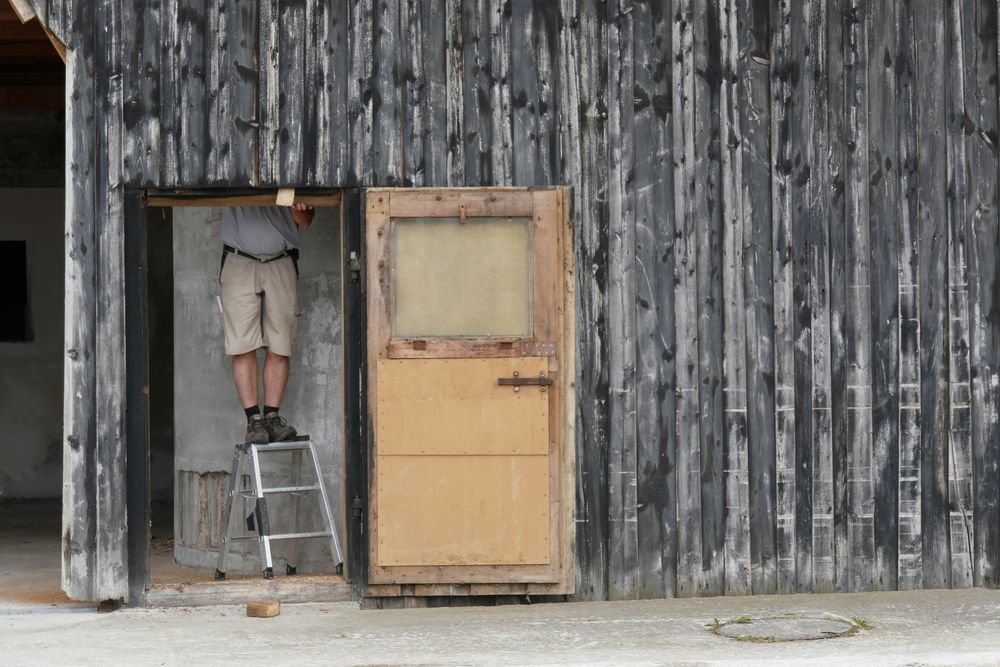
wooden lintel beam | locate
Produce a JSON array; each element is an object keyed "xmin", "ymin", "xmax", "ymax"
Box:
[{"xmin": 143, "ymin": 189, "xmax": 343, "ymax": 208}]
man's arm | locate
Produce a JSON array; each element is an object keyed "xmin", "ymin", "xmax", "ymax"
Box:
[{"xmin": 290, "ymin": 202, "xmax": 315, "ymax": 229}]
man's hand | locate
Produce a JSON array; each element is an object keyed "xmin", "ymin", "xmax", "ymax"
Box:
[{"xmin": 290, "ymin": 202, "xmax": 315, "ymax": 229}]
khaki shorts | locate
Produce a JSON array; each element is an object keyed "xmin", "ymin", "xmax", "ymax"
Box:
[{"xmin": 220, "ymin": 252, "xmax": 299, "ymax": 356}]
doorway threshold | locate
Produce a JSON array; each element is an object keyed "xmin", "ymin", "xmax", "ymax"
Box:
[{"xmin": 145, "ymin": 574, "xmax": 353, "ymax": 607}]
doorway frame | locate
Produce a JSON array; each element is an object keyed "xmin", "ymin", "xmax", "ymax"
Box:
[{"xmin": 126, "ymin": 187, "xmax": 366, "ymax": 605}]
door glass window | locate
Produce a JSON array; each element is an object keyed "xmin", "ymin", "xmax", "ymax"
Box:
[{"xmin": 391, "ymin": 217, "xmax": 533, "ymax": 337}]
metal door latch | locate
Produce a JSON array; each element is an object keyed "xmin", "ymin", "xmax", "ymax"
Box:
[{"xmin": 498, "ymin": 371, "xmax": 554, "ymax": 392}]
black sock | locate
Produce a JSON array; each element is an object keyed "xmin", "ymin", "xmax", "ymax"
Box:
[
  {"xmin": 263, "ymin": 405, "xmax": 280, "ymax": 416},
  {"xmin": 245, "ymin": 406, "xmax": 261, "ymax": 420}
]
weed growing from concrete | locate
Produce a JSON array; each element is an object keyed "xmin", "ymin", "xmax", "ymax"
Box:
[{"xmin": 734, "ymin": 635, "xmax": 778, "ymax": 643}]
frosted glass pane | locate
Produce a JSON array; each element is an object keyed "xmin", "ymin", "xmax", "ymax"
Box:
[{"xmin": 392, "ymin": 217, "xmax": 532, "ymax": 337}]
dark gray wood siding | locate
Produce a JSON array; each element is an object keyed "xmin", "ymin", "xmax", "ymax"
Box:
[{"xmin": 45, "ymin": 0, "xmax": 1000, "ymax": 600}]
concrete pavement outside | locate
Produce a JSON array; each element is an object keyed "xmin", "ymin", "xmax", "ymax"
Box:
[{"xmin": 4, "ymin": 588, "xmax": 1000, "ymax": 666}]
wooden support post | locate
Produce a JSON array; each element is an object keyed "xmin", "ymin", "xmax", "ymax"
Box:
[{"xmin": 62, "ymin": 0, "xmax": 97, "ymax": 603}]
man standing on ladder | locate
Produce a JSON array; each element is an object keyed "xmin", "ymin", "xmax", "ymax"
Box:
[{"xmin": 219, "ymin": 202, "xmax": 315, "ymax": 444}]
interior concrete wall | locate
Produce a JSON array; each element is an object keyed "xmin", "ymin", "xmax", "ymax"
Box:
[
  {"xmin": 172, "ymin": 206, "xmax": 343, "ymax": 574},
  {"xmin": 0, "ymin": 188, "xmax": 64, "ymax": 498}
]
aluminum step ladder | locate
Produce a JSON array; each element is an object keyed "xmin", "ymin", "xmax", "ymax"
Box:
[{"xmin": 215, "ymin": 436, "xmax": 344, "ymax": 580}]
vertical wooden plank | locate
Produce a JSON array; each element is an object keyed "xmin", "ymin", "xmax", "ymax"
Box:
[
  {"xmin": 915, "ymin": 0, "xmax": 952, "ymax": 591},
  {"xmin": 258, "ymin": 0, "xmax": 279, "ymax": 184},
  {"xmin": 739, "ymin": 0, "xmax": 777, "ymax": 595},
  {"xmin": 207, "ymin": 0, "xmax": 257, "ymax": 186},
  {"xmin": 895, "ymin": 0, "xmax": 923, "ymax": 591},
  {"xmin": 769, "ymin": 0, "xmax": 796, "ymax": 595},
  {"xmin": 444, "ymin": 0, "xmax": 464, "ymax": 185},
  {"xmin": 804, "ymin": 0, "xmax": 836, "ymax": 595},
  {"xmin": 606, "ymin": 0, "xmax": 638, "ymax": 601},
  {"xmin": 558, "ymin": 0, "xmax": 610, "ymax": 601},
  {"xmin": 633, "ymin": 0, "xmax": 677, "ymax": 600},
  {"xmin": 867, "ymin": 0, "xmax": 901, "ymax": 592},
  {"xmin": 62, "ymin": 0, "xmax": 97, "ymax": 602},
  {"xmin": 510, "ymin": 0, "xmax": 558, "ymax": 186},
  {"xmin": 158, "ymin": 0, "xmax": 180, "ymax": 185},
  {"xmin": 177, "ymin": 0, "xmax": 207, "ymax": 185},
  {"xmin": 692, "ymin": 0, "xmax": 725, "ymax": 598},
  {"xmin": 94, "ymin": 0, "xmax": 129, "ymax": 601},
  {"xmin": 122, "ymin": 0, "xmax": 160, "ymax": 185},
  {"xmin": 461, "ymin": 0, "xmax": 490, "ymax": 184},
  {"xmin": 719, "ymin": 0, "xmax": 750, "ymax": 595},
  {"xmin": 944, "ymin": 0, "xmax": 975, "ymax": 589},
  {"xmin": 825, "ymin": 0, "xmax": 850, "ymax": 594},
  {"xmin": 304, "ymin": 0, "xmax": 350, "ymax": 185},
  {"xmin": 44, "ymin": 0, "xmax": 71, "ymax": 45},
  {"xmin": 400, "ymin": 0, "xmax": 426, "ymax": 185},
  {"xmin": 785, "ymin": 0, "xmax": 814, "ymax": 594},
  {"xmin": 372, "ymin": 0, "xmax": 401, "ymax": 184},
  {"xmin": 348, "ymin": 0, "xmax": 374, "ymax": 184},
  {"xmin": 259, "ymin": 0, "xmax": 307, "ymax": 185},
  {"xmin": 401, "ymin": 0, "xmax": 448, "ymax": 186},
  {"xmin": 844, "ymin": 0, "xmax": 876, "ymax": 592},
  {"xmin": 672, "ymin": 0, "xmax": 705, "ymax": 597},
  {"xmin": 487, "ymin": 0, "xmax": 512, "ymax": 184},
  {"xmin": 967, "ymin": 0, "xmax": 1000, "ymax": 589}
]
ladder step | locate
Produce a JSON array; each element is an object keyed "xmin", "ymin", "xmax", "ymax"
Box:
[
  {"xmin": 251, "ymin": 442, "xmax": 313, "ymax": 453},
  {"xmin": 266, "ymin": 531, "xmax": 333, "ymax": 541},
  {"xmin": 261, "ymin": 485, "xmax": 321, "ymax": 494}
]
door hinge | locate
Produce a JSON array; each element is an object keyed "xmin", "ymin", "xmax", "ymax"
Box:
[
  {"xmin": 352, "ymin": 495, "xmax": 364, "ymax": 518},
  {"xmin": 349, "ymin": 251, "xmax": 362, "ymax": 283}
]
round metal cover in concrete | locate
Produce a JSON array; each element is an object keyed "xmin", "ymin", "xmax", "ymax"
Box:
[{"xmin": 716, "ymin": 616, "xmax": 856, "ymax": 642}]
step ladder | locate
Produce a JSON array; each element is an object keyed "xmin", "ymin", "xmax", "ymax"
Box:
[{"xmin": 215, "ymin": 436, "xmax": 344, "ymax": 580}]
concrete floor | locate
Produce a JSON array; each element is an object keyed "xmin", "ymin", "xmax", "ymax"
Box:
[
  {"xmin": 5, "ymin": 588, "xmax": 1000, "ymax": 665},
  {"xmin": 0, "ymin": 499, "xmax": 225, "ymax": 609}
]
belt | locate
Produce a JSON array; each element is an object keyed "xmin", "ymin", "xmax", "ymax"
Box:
[{"xmin": 223, "ymin": 244, "xmax": 298, "ymax": 263}]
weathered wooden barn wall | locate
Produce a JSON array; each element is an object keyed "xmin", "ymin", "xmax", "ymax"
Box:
[{"xmin": 34, "ymin": 0, "xmax": 1000, "ymax": 601}]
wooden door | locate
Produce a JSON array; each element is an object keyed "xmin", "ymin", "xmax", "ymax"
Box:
[{"xmin": 366, "ymin": 188, "xmax": 574, "ymax": 593}]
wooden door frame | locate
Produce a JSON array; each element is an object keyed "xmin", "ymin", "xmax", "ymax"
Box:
[
  {"xmin": 361, "ymin": 186, "xmax": 576, "ymax": 599},
  {"xmin": 125, "ymin": 187, "xmax": 361, "ymax": 605}
]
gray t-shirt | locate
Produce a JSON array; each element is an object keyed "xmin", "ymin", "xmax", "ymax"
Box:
[{"xmin": 220, "ymin": 206, "xmax": 301, "ymax": 256}]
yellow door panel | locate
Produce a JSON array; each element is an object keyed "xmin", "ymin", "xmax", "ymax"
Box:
[
  {"xmin": 376, "ymin": 455, "xmax": 551, "ymax": 566},
  {"xmin": 377, "ymin": 357, "xmax": 549, "ymax": 456}
]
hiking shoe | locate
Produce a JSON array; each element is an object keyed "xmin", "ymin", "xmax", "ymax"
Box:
[
  {"xmin": 263, "ymin": 412, "xmax": 297, "ymax": 442},
  {"xmin": 245, "ymin": 414, "xmax": 270, "ymax": 444}
]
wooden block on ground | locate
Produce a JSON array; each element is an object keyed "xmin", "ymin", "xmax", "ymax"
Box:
[{"xmin": 246, "ymin": 600, "xmax": 281, "ymax": 618}]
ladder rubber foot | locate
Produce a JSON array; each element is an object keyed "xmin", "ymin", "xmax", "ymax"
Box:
[
  {"xmin": 263, "ymin": 567, "xmax": 274, "ymax": 580},
  {"xmin": 335, "ymin": 562, "xmax": 343, "ymax": 575},
  {"xmin": 285, "ymin": 564, "xmax": 297, "ymax": 576},
  {"xmin": 214, "ymin": 569, "xmax": 226, "ymax": 581}
]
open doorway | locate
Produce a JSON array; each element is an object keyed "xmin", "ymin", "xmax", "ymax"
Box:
[
  {"xmin": 0, "ymin": 0, "xmax": 82, "ymax": 610},
  {"xmin": 139, "ymin": 191, "xmax": 350, "ymax": 605}
]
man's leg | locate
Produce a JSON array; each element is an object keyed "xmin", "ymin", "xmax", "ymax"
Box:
[
  {"xmin": 262, "ymin": 348, "xmax": 296, "ymax": 441},
  {"xmin": 259, "ymin": 256, "xmax": 299, "ymax": 442},
  {"xmin": 232, "ymin": 351, "xmax": 260, "ymax": 408},
  {"xmin": 220, "ymin": 253, "xmax": 268, "ymax": 443},
  {"xmin": 262, "ymin": 348, "xmax": 289, "ymax": 408}
]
